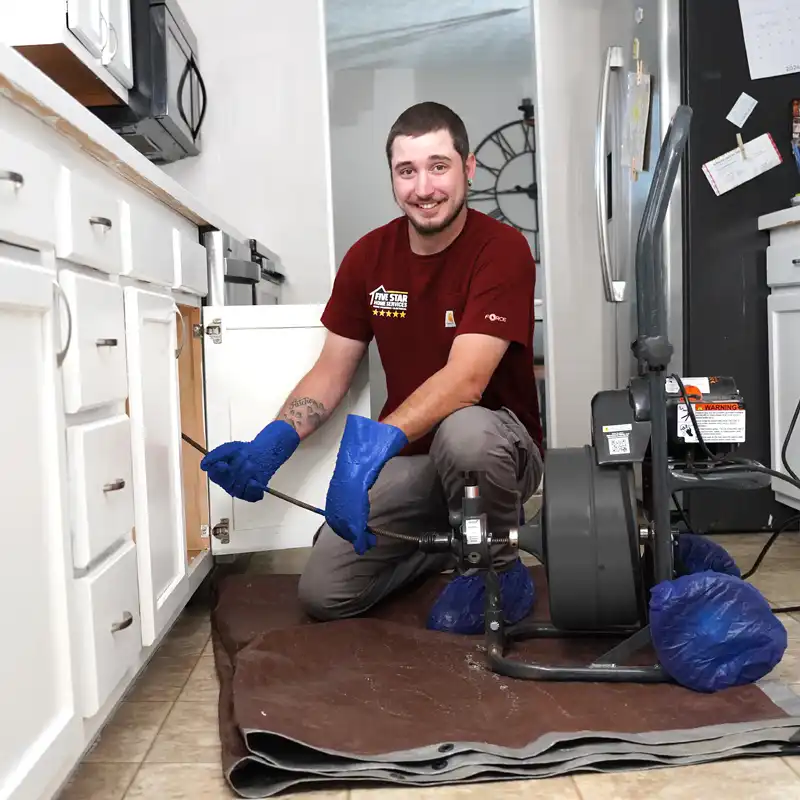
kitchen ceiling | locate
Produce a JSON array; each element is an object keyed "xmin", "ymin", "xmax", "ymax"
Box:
[{"xmin": 325, "ymin": 0, "xmax": 533, "ymax": 70}]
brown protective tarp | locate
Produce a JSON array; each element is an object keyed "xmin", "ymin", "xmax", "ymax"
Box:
[{"xmin": 210, "ymin": 567, "xmax": 800, "ymax": 798}]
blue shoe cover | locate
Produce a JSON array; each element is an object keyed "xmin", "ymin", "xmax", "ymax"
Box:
[
  {"xmin": 426, "ymin": 558, "xmax": 535, "ymax": 635},
  {"xmin": 650, "ymin": 571, "xmax": 787, "ymax": 693},
  {"xmin": 676, "ymin": 533, "xmax": 741, "ymax": 578}
]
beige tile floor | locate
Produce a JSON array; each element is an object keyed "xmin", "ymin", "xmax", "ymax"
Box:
[{"xmin": 59, "ymin": 533, "xmax": 800, "ymax": 800}]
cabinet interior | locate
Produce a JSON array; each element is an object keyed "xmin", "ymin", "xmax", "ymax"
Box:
[{"xmin": 177, "ymin": 303, "xmax": 209, "ymax": 568}]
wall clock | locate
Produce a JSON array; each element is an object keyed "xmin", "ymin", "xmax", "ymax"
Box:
[{"xmin": 467, "ymin": 98, "xmax": 540, "ymax": 262}]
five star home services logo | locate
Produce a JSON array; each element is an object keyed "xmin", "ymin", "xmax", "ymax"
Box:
[{"xmin": 369, "ymin": 285, "xmax": 408, "ymax": 318}]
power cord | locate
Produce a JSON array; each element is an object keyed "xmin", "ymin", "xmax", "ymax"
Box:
[{"xmin": 670, "ymin": 375, "xmax": 800, "ymax": 614}]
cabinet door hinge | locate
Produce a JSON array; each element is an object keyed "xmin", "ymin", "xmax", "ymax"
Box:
[
  {"xmin": 192, "ymin": 323, "xmax": 203, "ymax": 339},
  {"xmin": 205, "ymin": 319, "xmax": 222, "ymax": 344},
  {"xmin": 211, "ymin": 518, "xmax": 230, "ymax": 543},
  {"xmin": 200, "ymin": 524, "xmax": 210, "ymax": 539}
]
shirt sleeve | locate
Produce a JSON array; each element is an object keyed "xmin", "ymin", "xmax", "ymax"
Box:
[
  {"xmin": 320, "ymin": 236, "xmax": 374, "ymax": 343},
  {"xmin": 457, "ymin": 232, "xmax": 536, "ymax": 347}
]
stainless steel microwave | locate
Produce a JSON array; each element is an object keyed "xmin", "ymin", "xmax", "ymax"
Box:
[{"xmin": 90, "ymin": 0, "xmax": 206, "ymax": 164}]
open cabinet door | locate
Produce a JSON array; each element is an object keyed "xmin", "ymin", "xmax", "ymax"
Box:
[
  {"xmin": 124, "ymin": 287, "xmax": 189, "ymax": 646},
  {"xmin": 203, "ymin": 304, "xmax": 371, "ymax": 556}
]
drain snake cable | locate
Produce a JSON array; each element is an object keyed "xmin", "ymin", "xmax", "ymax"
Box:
[{"xmin": 179, "ymin": 433, "xmax": 512, "ymax": 548}]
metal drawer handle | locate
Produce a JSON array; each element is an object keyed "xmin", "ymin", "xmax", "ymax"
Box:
[
  {"xmin": 111, "ymin": 611, "xmax": 133, "ymax": 633},
  {"xmin": 96, "ymin": 338, "xmax": 118, "ymax": 347},
  {"xmin": 792, "ymin": 258, "xmax": 800, "ymax": 266},
  {"xmin": 89, "ymin": 216, "xmax": 113, "ymax": 229},
  {"xmin": 0, "ymin": 170, "xmax": 24, "ymax": 189},
  {"xmin": 103, "ymin": 478, "xmax": 126, "ymax": 492}
]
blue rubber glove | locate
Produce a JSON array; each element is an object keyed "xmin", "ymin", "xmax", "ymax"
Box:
[
  {"xmin": 200, "ymin": 420, "xmax": 300, "ymax": 502},
  {"xmin": 325, "ymin": 414, "xmax": 408, "ymax": 555}
]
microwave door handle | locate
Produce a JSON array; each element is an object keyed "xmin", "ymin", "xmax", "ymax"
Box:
[
  {"xmin": 189, "ymin": 56, "xmax": 208, "ymax": 141},
  {"xmin": 176, "ymin": 58, "xmax": 193, "ymax": 136}
]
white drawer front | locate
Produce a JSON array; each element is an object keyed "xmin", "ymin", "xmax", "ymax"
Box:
[
  {"xmin": 0, "ymin": 129, "xmax": 59, "ymax": 249},
  {"xmin": 767, "ymin": 242, "xmax": 800, "ymax": 289},
  {"xmin": 122, "ymin": 198, "xmax": 175, "ymax": 286},
  {"xmin": 74, "ymin": 541, "xmax": 142, "ymax": 718},
  {"xmin": 68, "ymin": 415, "xmax": 134, "ymax": 568},
  {"xmin": 60, "ymin": 270, "xmax": 128, "ymax": 413},
  {"xmin": 57, "ymin": 167, "xmax": 124, "ymax": 274},
  {"xmin": 173, "ymin": 229, "xmax": 208, "ymax": 296}
]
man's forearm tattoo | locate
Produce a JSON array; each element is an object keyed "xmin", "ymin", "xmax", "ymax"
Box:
[{"xmin": 282, "ymin": 397, "xmax": 328, "ymax": 433}]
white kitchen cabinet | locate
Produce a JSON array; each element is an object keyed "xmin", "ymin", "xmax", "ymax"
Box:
[
  {"xmin": 100, "ymin": 0, "xmax": 133, "ymax": 89},
  {"xmin": 73, "ymin": 540, "xmax": 142, "ymax": 718},
  {"xmin": 767, "ymin": 288, "xmax": 800, "ymax": 510},
  {"xmin": 56, "ymin": 167, "xmax": 125, "ymax": 275},
  {"xmin": 173, "ymin": 230, "xmax": 209, "ymax": 297},
  {"xmin": 0, "ymin": 245, "xmax": 82, "ymax": 800},
  {"xmin": 122, "ymin": 199, "xmax": 177, "ymax": 288},
  {"xmin": 203, "ymin": 304, "xmax": 371, "ymax": 556},
  {"xmin": 58, "ymin": 270, "xmax": 128, "ymax": 414},
  {"xmin": 68, "ymin": 0, "xmax": 104, "ymax": 58},
  {"xmin": 67, "ymin": 415, "xmax": 135, "ymax": 569},
  {"xmin": 0, "ymin": 0, "xmax": 131, "ymax": 104},
  {"xmin": 0, "ymin": 129, "xmax": 59, "ymax": 251},
  {"xmin": 124, "ymin": 287, "xmax": 189, "ymax": 646},
  {"xmin": 759, "ymin": 209, "xmax": 800, "ymax": 512}
]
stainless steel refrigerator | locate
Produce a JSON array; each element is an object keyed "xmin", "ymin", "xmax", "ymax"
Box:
[{"xmin": 595, "ymin": 0, "xmax": 684, "ymax": 389}]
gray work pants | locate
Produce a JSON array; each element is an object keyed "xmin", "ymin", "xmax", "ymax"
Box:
[{"xmin": 297, "ymin": 406, "xmax": 543, "ymax": 621}]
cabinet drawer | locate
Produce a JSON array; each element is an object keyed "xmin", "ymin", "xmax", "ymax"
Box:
[
  {"xmin": 60, "ymin": 270, "xmax": 128, "ymax": 413},
  {"xmin": 74, "ymin": 541, "xmax": 142, "ymax": 718},
  {"xmin": 767, "ymin": 242, "xmax": 800, "ymax": 288},
  {"xmin": 57, "ymin": 167, "xmax": 124, "ymax": 274},
  {"xmin": 122, "ymin": 198, "xmax": 175, "ymax": 286},
  {"xmin": 0, "ymin": 129, "xmax": 59, "ymax": 249},
  {"xmin": 68, "ymin": 415, "xmax": 134, "ymax": 568},
  {"xmin": 173, "ymin": 230, "xmax": 208, "ymax": 296}
]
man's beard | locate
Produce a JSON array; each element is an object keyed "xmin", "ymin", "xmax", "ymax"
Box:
[{"xmin": 407, "ymin": 195, "xmax": 466, "ymax": 237}]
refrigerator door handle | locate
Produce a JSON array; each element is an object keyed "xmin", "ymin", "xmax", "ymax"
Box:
[{"xmin": 595, "ymin": 45, "xmax": 625, "ymax": 304}]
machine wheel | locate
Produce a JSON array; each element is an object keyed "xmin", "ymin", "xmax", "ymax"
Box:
[{"xmin": 542, "ymin": 446, "xmax": 645, "ymax": 630}]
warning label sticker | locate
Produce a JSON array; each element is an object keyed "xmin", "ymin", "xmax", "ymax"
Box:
[
  {"xmin": 677, "ymin": 403, "xmax": 746, "ymax": 443},
  {"xmin": 606, "ymin": 431, "xmax": 631, "ymax": 455}
]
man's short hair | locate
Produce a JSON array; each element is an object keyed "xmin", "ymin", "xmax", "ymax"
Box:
[{"xmin": 385, "ymin": 102, "xmax": 470, "ymax": 166}]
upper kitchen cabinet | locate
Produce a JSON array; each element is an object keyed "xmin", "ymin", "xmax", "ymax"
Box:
[{"xmin": 0, "ymin": 0, "xmax": 133, "ymax": 107}]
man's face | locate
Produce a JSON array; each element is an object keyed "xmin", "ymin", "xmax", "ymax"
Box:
[{"xmin": 390, "ymin": 129, "xmax": 476, "ymax": 237}]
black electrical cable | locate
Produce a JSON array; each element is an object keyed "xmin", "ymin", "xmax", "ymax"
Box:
[
  {"xmin": 741, "ymin": 513, "xmax": 800, "ymax": 580},
  {"xmin": 671, "ymin": 492, "xmax": 693, "ymax": 532}
]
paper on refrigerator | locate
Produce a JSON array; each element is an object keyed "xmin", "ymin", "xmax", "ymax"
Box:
[
  {"xmin": 738, "ymin": 0, "xmax": 800, "ymax": 81},
  {"xmin": 621, "ymin": 72, "xmax": 652, "ymax": 173},
  {"xmin": 702, "ymin": 133, "xmax": 783, "ymax": 196}
]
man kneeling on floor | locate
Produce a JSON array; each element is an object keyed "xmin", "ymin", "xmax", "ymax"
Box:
[{"xmin": 201, "ymin": 101, "xmax": 544, "ymax": 634}]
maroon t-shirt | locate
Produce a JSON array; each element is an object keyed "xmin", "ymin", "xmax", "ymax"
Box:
[{"xmin": 321, "ymin": 209, "xmax": 543, "ymax": 457}]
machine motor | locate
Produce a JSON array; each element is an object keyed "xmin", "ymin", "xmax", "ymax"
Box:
[{"xmin": 664, "ymin": 376, "xmax": 746, "ymax": 461}]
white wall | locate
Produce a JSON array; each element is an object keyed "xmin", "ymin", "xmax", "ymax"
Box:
[
  {"xmin": 328, "ymin": 61, "xmax": 540, "ymax": 417},
  {"xmin": 161, "ymin": 0, "xmax": 335, "ymax": 305}
]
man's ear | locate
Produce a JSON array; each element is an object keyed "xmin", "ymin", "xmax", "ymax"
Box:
[{"xmin": 465, "ymin": 152, "xmax": 477, "ymax": 182}]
